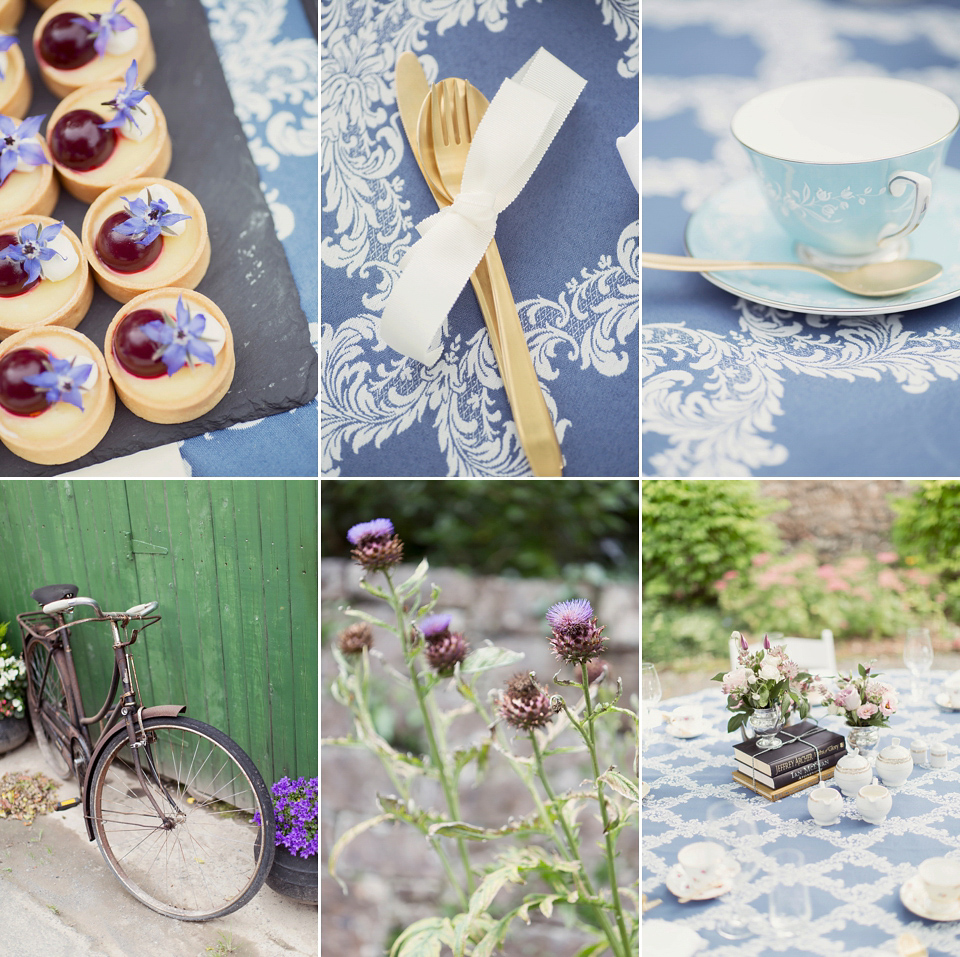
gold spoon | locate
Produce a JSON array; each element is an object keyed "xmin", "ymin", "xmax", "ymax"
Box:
[
  {"xmin": 643, "ymin": 251, "xmax": 942, "ymax": 297},
  {"xmin": 417, "ymin": 78, "xmax": 563, "ymax": 477}
]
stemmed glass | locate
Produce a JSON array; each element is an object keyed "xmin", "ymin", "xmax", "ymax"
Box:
[
  {"xmin": 641, "ymin": 662, "xmax": 662, "ymax": 749},
  {"xmin": 767, "ymin": 848, "xmax": 812, "ymax": 938},
  {"xmin": 705, "ymin": 799, "xmax": 761, "ymax": 939},
  {"xmin": 903, "ymin": 627, "xmax": 934, "ymax": 703}
]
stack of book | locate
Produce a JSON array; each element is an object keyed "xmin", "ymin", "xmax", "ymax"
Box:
[{"xmin": 732, "ymin": 720, "xmax": 847, "ymax": 801}]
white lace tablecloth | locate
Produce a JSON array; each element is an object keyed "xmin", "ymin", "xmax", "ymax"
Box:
[{"xmin": 643, "ymin": 670, "xmax": 960, "ymax": 956}]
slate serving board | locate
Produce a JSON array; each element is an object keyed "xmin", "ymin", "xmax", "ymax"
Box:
[{"xmin": 2, "ymin": 0, "xmax": 318, "ymax": 475}]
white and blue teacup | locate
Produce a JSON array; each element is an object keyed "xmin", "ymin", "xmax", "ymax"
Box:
[{"xmin": 731, "ymin": 76, "xmax": 959, "ymax": 268}]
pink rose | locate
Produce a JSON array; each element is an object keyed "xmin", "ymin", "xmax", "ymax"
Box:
[
  {"xmin": 836, "ymin": 686, "xmax": 861, "ymax": 711},
  {"xmin": 857, "ymin": 702, "xmax": 878, "ymax": 720}
]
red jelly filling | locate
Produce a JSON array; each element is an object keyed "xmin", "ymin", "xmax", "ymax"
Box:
[
  {"xmin": 0, "ymin": 347, "xmax": 52, "ymax": 415},
  {"xmin": 113, "ymin": 308, "xmax": 167, "ymax": 378},
  {"xmin": 38, "ymin": 13, "xmax": 98, "ymax": 71},
  {"xmin": 96, "ymin": 211, "xmax": 162, "ymax": 273},
  {"xmin": 50, "ymin": 110, "xmax": 117, "ymax": 172},
  {"xmin": 0, "ymin": 234, "xmax": 41, "ymax": 298}
]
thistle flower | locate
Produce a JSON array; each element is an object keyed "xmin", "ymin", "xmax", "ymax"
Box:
[
  {"xmin": 419, "ymin": 613, "xmax": 452, "ymax": 640},
  {"xmin": 338, "ymin": 622, "xmax": 373, "ymax": 655},
  {"xmin": 424, "ymin": 631, "xmax": 470, "ymax": 675},
  {"xmin": 545, "ymin": 599, "xmax": 606, "ymax": 663},
  {"xmin": 497, "ymin": 672, "xmax": 554, "ymax": 731},
  {"xmin": 346, "ymin": 518, "xmax": 403, "ymax": 572}
]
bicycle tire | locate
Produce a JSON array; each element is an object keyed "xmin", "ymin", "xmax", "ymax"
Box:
[
  {"xmin": 24, "ymin": 639, "xmax": 77, "ymax": 780},
  {"xmin": 88, "ymin": 716, "xmax": 276, "ymax": 921}
]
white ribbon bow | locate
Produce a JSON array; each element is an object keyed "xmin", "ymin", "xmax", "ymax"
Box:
[{"xmin": 380, "ymin": 49, "xmax": 587, "ymax": 366}]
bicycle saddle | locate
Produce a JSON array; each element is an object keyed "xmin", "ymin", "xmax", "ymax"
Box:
[{"xmin": 31, "ymin": 584, "xmax": 79, "ymax": 605}]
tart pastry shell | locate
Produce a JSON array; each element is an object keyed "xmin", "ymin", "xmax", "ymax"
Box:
[
  {"xmin": 0, "ymin": 0, "xmax": 25, "ymax": 33},
  {"xmin": 82, "ymin": 177, "xmax": 210, "ymax": 303},
  {"xmin": 104, "ymin": 287, "xmax": 235, "ymax": 424},
  {"xmin": 48, "ymin": 85, "xmax": 171, "ymax": 202},
  {"xmin": 0, "ymin": 40, "xmax": 31, "ymax": 117},
  {"xmin": 0, "ymin": 130, "xmax": 59, "ymax": 218},
  {"xmin": 34, "ymin": 0, "xmax": 154, "ymax": 100},
  {"xmin": 0, "ymin": 324, "xmax": 114, "ymax": 464},
  {"xmin": 0, "ymin": 214, "xmax": 92, "ymax": 338}
]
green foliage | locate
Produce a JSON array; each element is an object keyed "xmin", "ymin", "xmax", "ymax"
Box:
[
  {"xmin": 642, "ymin": 481, "xmax": 782, "ymax": 606},
  {"xmin": 321, "ymin": 480, "xmax": 637, "ymax": 579},
  {"xmin": 640, "ymin": 602, "xmax": 730, "ymax": 664}
]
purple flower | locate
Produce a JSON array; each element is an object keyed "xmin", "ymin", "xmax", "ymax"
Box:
[
  {"xmin": 23, "ymin": 356, "xmax": 92, "ymax": 411},
  {"xmin": 142, "ymin": 296, "xmax": 217, "ymax": 376},
  {"xmin": 73, "ymin": 0, "xmax": 135, "ymax": 58},
  {"xmin": 763, "ymin": 634, "xmax": 771, "ymax": 650},
  {"xmin": 254, "ymin": 776, "xmax": 318, "ymax": 859},
  {"xmin": 100, "ymin": 60, "xmax": 150, "ymax": 132},
  {"xmin": 424, "ymin": 631, "xmax": 470, "ymax": 675},
  {"xmin": 0, "ymin": 115, "xmax": 49, "ymax": 185},
  {"xmin": 0, "ymin": 221, "xmax": 66, "ymax": 285},
  {"xmin": 419, "ymin": 613, "xmax": 452, "ymax": 640},
  {"xmin": 545, "ymin": 599, "xmax": 606, "ymax": 663},
  {"xmin": 346, "ymin": 518, "xmax": 403, "ymax": 572},
  {"xmin": 114, "ymin": 191, "xmax": 191, "ymax": 246},
  {"xmin": 545, "ymin": 599, "xmax": 594, "ymax": 631},
  {"xmin": 347, "ymin": 518, "xmax": 395, "ymax": 546},
  {"xmin": 497, "ymin": 672, "xmax": 555, "ymax": 731},
  {"xmin": 0, "ymin": 36, "xmax": 17, "ymax": 83}
]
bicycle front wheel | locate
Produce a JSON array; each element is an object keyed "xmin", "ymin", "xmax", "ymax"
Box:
[
  {"xmin": 88, "ymin": 716, "xmax": 276, "ymax": 920},
  {"xmin": 24, "ymin": 639, "xmax": 76, "ymax": 780}
]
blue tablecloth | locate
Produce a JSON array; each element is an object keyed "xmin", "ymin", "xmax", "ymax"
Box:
[
  {"xmin": 642, "ymin": 0, "xmax": 960, "ymax": 478},
  {"xmin": 643, "ymin": 670, "xmax": 960, "ymax": 956},
  {"xmin": 321, "ymin": 0, "xmax": 639, "ymax": 476},
  {"xmin": 182, "ymin": 0, "xmax": 317, "ymax": 476}
]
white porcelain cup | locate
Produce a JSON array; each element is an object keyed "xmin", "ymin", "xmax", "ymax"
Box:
[
  {"xmin": 918, "ymin": 857, "xmax": 960, "ymax": 911},
  {"xmin": 678, "ymin": 841, "xmax": 727, "ymax": 896},
  {"xmin": 731, "ymin": 76, "xmax": 959, "ymax": 268},
  {"xmin": 668, "ymin": 705, "xmax": 703, "ymax": 735}
]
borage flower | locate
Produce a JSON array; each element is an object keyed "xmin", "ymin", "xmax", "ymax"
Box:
[
  {"xmin": 497, "ymin": 672, "xmax": 555, "ymax": 731},
  {"xmin": 0, "ymin": 221, "xmax": 66, "ymax": 285},
  {"xmin": 23, "ymin": 356, "xmax": 92, "ymax": 411},
  {"xmin": 0, "ymin": 115, "xmax": 49, "ymax": 185},
  {"xmin": 143, "ymin": 296, "xmax": 218, "ymax": 376},
  {"xmin": 545, "ymin": 598, "xmax": 606, "ymax": 664},
  {"xmin": 73, "ymin": 0, "xmax": 135, "ymax": 58},
  {"xmin": 0, "ymin": 36, "xmax": 17, "ymax": 83},
  {"xmin": 100, "ymin": 60, "xmax": 150, "ymax": 132},
  {"xmin": 346, "ymin": 518, "xmax": 403, "ymax": 572},
  {"xmin": 115, "ymin": 190, "xmax": 191, "ymax": 245}
]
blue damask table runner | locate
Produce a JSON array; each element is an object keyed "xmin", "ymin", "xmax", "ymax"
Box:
[
  {"xmin": 321, "ymin": 0, "xmax": 639, "ymax": 477},
  {"xmin": 642, "ymin": 0, "xmax": 960, "ymax": 478}
]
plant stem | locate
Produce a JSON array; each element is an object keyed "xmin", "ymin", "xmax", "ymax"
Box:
[
  {"xmin": 580, "ymin": 664, "xmax": 632, "ymax": 956},
  {"xmin": 529, "ymin": 731, "xmax": 626, "ymax": 957}
]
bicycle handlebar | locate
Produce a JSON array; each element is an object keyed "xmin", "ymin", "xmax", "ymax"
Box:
[{"xmin": 41, "ymin": 597, "xmax": 159, "ymax": 620}]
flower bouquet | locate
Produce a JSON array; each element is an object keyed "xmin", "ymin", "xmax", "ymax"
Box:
[
  {"xmin": 824, "ymin": 663, "xmax": 897, "ymax": 755},
  {"xmin": 712, "ymin": 632, "xmax": 812, "ymax": 740},
  {"xmin": 0, "ymin": 627, "xmax": 27, "ymax": 720}
]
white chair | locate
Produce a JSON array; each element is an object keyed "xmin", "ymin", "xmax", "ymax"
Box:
[{"xmin": 728, "ymin": 629, "xmax": 837, "ymax": 678}]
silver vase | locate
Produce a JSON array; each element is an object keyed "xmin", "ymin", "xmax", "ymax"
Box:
[
  {"xmin": 748, "ymin": 704, "xmax": 784, "ymax": 750},
  {"xmin": 847, "ymin": 725, "xmax": 881, "ymax": 759}
]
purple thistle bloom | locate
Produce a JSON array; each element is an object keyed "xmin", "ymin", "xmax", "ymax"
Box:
[
  {"xmin": 73, "ymin": 0, "xmax": 135, "ymax": 58},
  {"xmin": 142, "ymin": 296, "xmax": 217, "ymax": 376},
  {"xmin": 0, "ymin": 115, "xmax": 49, "ymax": 185},
  {"xmin": 23, "ymin": 356, "xmax": 92, "ymax": 411},
  {"xmin": 99, "ymin": 60, "xmax": 150, "ymax": 131},
  {"xmin": 546, "ymin": 599, "xmax": 594, "ymax": 631},
  {"xmin": 0, "ymin": 221, "xmax": 66, "ymax": 285},
  {"xmin": 114, "ymin": 191, "xmax": 191, "ymax": 246},
  {"xmin": 545, "ymin": 598, "xmax": 606, "ymax": 663},
  {"xmin": 419, "ymin": 613, "xmax": 452, "ymax": 639},
  {"xmin": 346, "ymin": 518, "xmax": 403, "ymax": 572},
  {"xmin": 347, "ymin": 518, "xmax": 395, "ymax": 546},
  {"xmin": 498, "ymin": 672, "xmax": 554, "ymax": 731},
  {"xmin": 0, "ymin": 36, "xmax": 18, "ymax": 83}
]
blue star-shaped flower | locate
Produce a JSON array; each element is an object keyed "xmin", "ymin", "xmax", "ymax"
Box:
[
  {"xmin": 0, "ymin": 221, "xmax": 66, "ymax": 285},
  {"xmin": 73, "ymin": 1, "xmax": 135, "ymax": 59},
  {"xmin": 99, "ymin": 60, "xmax": 150, "ymax": 132},
  {"xmin": 23, "ymin": 356, "xmax": 92, "ymax": 412},
  {"xmin": 143, "ymin": 296, "xmax": 217, "ymax": 376},
  {"xmin": 114, "ymin": 191, "xmax": 191, "ymax": 245},
  {"xmin": 0, "ymin": 115, "xmax": 49, "ymax": 185},
  {"xmin": 0, "ymin": 35, "xmax": 17, "ymax": 83}
]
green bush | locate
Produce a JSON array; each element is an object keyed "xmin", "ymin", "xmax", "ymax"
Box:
[
  {"xmin": 321, "ymin": 480, "xmax": 638, "ymax": 580},
  {"xmin": 641, "ymin": 602, "xmax": 730, "ymax": 664},
  {"xmin": 642, "ymin": 481, "xmax": 782, "ymax": 606}
]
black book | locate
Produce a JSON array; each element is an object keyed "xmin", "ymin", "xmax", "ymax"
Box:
[
  {"xmin": 732, "ymin": 720, "xmax": 846, "ymax": 776},
  {"xmin": 735, "ymin": 748, "xmax": 843, "ymax": 790}
]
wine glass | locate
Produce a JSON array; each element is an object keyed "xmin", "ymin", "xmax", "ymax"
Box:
[
  {"xmin": 767, "ymin": 848, "xmax": 811, "ymax": 939},
  {"xmin": 903, "ymin": 627, "xmax": 934, "ymax": 703},
  {"xmin": 705, "ymin": 799, "xmax": 761, "ymax": 939},
  {"xmin": 641, "ymin": 662, "xmax": 662, "ymax": 749}
]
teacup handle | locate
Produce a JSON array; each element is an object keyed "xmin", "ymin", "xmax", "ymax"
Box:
[{"xmin": 878, "ymin": 171, "xmax": 932, "ymax": 244}]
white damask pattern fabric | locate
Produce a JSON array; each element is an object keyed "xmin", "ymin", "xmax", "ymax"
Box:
[{"xmin": 644, "ymin": 671, "xmax": 960, "ymax": 956}]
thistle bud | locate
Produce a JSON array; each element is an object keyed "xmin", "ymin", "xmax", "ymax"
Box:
[
  {"xmin": 338, "ymin": 622, "xmax": 373, "ymax": 655},
  {"xmin": 545, "ymin": 599, "xmax": 606, "ymax": 663},
  {"xmin": 497, "ymin": 672, "xmax": 554, "ymax": 731},
  {"xmin": 586, "ymin": 658, "xmax": 609, "ymax": 685},
  {"xmin": 346, "ymin": 518, "xmax": 403, "ymax": 573},
  {"xmin": 424, "ymin": 631, "xmax": 470, "ymax": 675}
]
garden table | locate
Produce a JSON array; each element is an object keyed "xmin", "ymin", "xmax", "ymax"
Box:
[
  {"xmin": 642, "ymin": 0, "xmax": 960, "ymax": 477},
  {"xmin": 321, "ymin": 1, "xmax": 639, "ymax": 476},
  {"xmin": 642, "ymin": 669, "xmax": 960, "ymax": 956}
]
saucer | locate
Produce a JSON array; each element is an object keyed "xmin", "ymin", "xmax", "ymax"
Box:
[
  {"xmin": 935, "ymin": 693, "xmax": 960, "ymax": 712},
  {"xmin": 684, "ymin": 166, "xmax": 960, "ymax": 315},
  {"xmin": 665, "ymin": 723, "xmax": 705, "ymax": 739},
  {"xmin": 666, "ymin": 859, "xmax": 740, "ymax": 902},
  {"xmin": 900, "ymin": 874, "xmax": 960, "ymax": 921}
]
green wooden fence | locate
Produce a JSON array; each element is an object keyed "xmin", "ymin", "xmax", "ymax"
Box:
[{"xmin": 0, "ymin": 480, "xmax": 317, "ymax": 786}]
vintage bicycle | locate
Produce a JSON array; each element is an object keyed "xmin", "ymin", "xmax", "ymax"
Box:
[{"xmin": 17, "ymin": 584, "xmax": 276, "ymax": 921}]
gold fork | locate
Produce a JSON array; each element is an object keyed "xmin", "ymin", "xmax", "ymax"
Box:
[{"xmin": 417, "ymin": 78, "xmax": 563, "ymax": 477}]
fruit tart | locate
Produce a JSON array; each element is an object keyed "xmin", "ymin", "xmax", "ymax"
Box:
[
  {"xmin": 0, "ymin": 324, "xmax": 114, "ymax": 464},
  {"xmin": 0, "ymin": 215, "xmax": 92, "ymax": 337},
  {"xmin": 0, "ymin": 34, "xmax": 30, "ymax": 117},
  {"xmin": 104, "ymin": 288, "xmax": 234, "ymax": 424},
  {"xmin": 0, "ymin": 114, "xmax": 59, "ymax": 217},
  {"xmin": 0, "ymin": 0, "xmax": 24, "ymax": 34},
  {"xmin": 34, "ymin": 0, "xmax": 154, "ymax": 99},
  {"xmin": 47, "ymin": 60, "xmax": 170, "ymax": 202},
  {"xmin": 82, "ymin": 178, "xmax": 209, "ymax": 302}
]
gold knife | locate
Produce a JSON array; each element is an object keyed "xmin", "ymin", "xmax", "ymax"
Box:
[{"xmin": 394, "ymin": 52, "xmax": 563, "ymax": 476}]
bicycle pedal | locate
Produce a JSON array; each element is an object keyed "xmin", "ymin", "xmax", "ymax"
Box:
[{"xmin": 55, "ymin": 797, "xmax": 82, "ymax": 812}]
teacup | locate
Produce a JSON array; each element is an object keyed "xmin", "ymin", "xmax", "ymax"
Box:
[
  {"xmin": 677, "ymin": 841, "xmax": 727, "ymax": 896},
  {"xmin": 667, "ymin": 705, "xmax": 703, "ymax": 735},
  {"xmin": 731, "ymin": 76, "xmax": 959, "ymax": 269},
  {"xmin": 918, "ymin": 857, "xmax": 960, "ymax": 912}
]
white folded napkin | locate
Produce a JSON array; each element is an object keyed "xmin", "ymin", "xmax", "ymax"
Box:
[
  {"xmin": 616, "ymin": 120, "xmax": 639, "ymax": 193},
  {"xmin": 642, "ymin": 918, "xmax": 707, "ymax": 957},
  {"xmin": 58, "ymin": 442, "xmax": 190, "ymax": 477}
]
